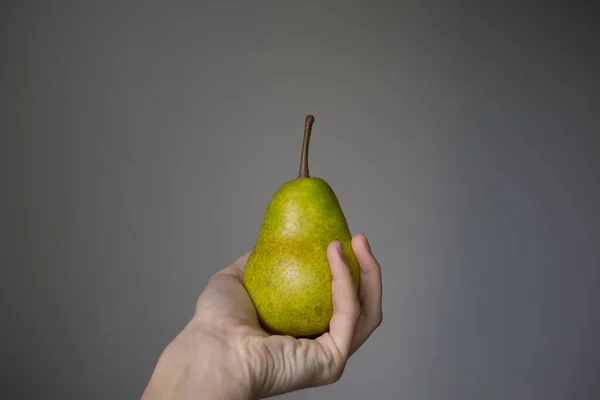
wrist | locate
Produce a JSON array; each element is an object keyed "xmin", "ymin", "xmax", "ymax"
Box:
[{"xmin": 142, "ymin": 320, "xmax": 256, "ymax": 400}]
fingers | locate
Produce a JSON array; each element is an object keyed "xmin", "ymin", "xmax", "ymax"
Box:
[
  {"xmin": 241, "ymin": 239, "xmax": 382, "ymax": 397},
  {"xmin": 350, "ymin": 234, "xmax": 383, "ymax": 354},
  {"xmin": 240, "ymin": 243, "xmax": 361, "ymax": 398},
  {"xmin": 326, "ymin": 241, "xmax": 361, "ymax": 360}
]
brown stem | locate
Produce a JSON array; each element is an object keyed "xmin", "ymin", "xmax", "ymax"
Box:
[{"xmin": 298, "ymin": 114, "xmax": 315, "ymax": 178}]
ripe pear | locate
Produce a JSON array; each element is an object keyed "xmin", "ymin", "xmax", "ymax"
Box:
[{"xmin": 243, "ymin": 115, "xmax": 360, "ymax": 338}]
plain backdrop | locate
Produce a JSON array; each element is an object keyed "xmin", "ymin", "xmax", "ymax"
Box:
[{"xmin": 1, "ymin": 1, "xmax": 599, "ymax": 399}]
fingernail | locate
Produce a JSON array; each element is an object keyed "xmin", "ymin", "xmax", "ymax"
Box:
[
  {"xmin": 363, "ymin": 235, "xmax": 371, "ymax": 252},
  {"xmin": 335, "ymin": 241, "xmax": 343, "ymax": 256}
]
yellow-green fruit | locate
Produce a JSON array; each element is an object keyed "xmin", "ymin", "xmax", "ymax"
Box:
[{"xmin": 242, "ymin": 115, "xmax": 360, "ymax": 338}]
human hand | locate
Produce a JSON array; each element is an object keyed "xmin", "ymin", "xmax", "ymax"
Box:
[{"xmin": 142, "ymin": 234, "xmax": 382, "ymax": 400}]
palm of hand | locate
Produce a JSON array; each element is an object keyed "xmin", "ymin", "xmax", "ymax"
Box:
[{"xmin": 194, "ymin": 235, "xmax": 382, "ymax": 399}]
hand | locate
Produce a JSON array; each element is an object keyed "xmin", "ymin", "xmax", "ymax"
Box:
[{"xmin": 142, "ymin": 234, "xmax": 383, "ymax": 400}]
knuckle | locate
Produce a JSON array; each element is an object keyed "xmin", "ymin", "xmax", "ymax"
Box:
[
  {"xmin": 334, "ymin": 361, "xmax": 348, "ymax": 381},
  {"xmin": 325, "ymin": 365, "xmax": 345, "ymax": 385},
  {"xmin": 375, "ymin": 310, "xmax": 383, "ymax": 326}
]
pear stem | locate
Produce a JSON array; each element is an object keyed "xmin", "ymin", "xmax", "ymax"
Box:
[{"xmin": 298, "ymin": 114, "xmax": 314, "ymax": 178}]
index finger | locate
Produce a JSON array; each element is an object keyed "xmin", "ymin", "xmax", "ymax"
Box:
[
  {"xmin": 320, "ymin": 241, "xmax": 361, "ymax": 360},
  {"xmin": 350, "ymin": 234, "xmax": 383, "ymax": 354}
]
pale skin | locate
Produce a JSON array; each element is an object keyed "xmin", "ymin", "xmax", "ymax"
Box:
[{"xmin": 141, "ymin": 234, "xmax": 383, "ymax": 400}]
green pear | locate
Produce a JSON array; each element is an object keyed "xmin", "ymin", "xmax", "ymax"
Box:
[{"xmin": 243, "ymin": 115, "xmax": 360, "ymax": 338}]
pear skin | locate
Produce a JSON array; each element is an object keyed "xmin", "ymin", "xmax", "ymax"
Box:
[{"xmin": 243, "ymin": 115, "xmax": 360, "ymax": 338}]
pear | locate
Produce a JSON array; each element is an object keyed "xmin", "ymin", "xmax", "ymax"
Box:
[{"xmin": 243, "ymin": 115, "xmax": 360, "ymax": 338}]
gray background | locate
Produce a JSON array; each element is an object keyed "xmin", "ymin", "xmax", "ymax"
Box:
[{"xmin": 1, "ymin": 1, "xmax": 599, "ymax": 399}]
